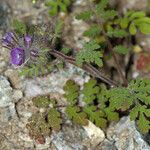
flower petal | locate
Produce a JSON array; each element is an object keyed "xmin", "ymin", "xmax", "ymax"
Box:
[{"xmin": 10, "ymin": 47, "xmax": 25, "ymax": 66}]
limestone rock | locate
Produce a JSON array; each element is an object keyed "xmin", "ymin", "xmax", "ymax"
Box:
[
  {"xmin": 83, "ymin": 121, "xmax": 105, "ymax": 147},
  {"xmin": 106, "ymin": 116, "xmax": 150, "ymax": 150},
  {"xmin": 12, "ymin": 90, "xmax": 23, "ymax": 103},
  {"xmin": 0, "ymin": 76, "xmax": 13, "ymax": 107},
  {"xmin": 4, "ymin": 69, "xmax": 22, "ymax": 89}
]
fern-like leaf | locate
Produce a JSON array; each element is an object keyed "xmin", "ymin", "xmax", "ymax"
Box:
[
  {"xmin": 47, "ymin": 108, "xmax": 62, "ymax": 131},
  {"xmin": 45, "ymin": 0, "xmax": 71, "ymax": 16},
  {"xmin": 83, "ymin": 24, "xmax": 101, "ymax": 38},
  {"xmin": 76, "ymin": 10, "xmax": 93, "ymax": 21},
  {"xmin": 113, "ymin": 45, "xmax": 129, "ymax": 54},
  {"xmin": 76, "ymin": 41, "xmax": 103, "ymax": 67},
  {"xmin": 84, "ymin": 106, "xmax": 107, "ymax": 128},
  {"xmin": 63, "ymin": 80, "xmax": 80, "ymax": 105},
  {"xmin": 66, "ymin": 106, "xmax": 88, "ymax": 125},
  {"xmin": 107, "ymin": 28, "xmax": 128, "ymax": 38},
  {"xmin": 26, "ymin": 113, "xmax": 51, "ymax": 138},
  {"xmin": 13, "ymin": 20, "xmax": 26, "ymax": 36},
  {"xmin": 32, "ymin": 96, "xmax": 51, "ymax": 108},
  {"xmin": 82, "ymin": 79, "xmax": 100, "ymax": 104}
]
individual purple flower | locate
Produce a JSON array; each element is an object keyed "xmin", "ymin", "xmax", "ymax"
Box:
[
  {"xmin": 2, "ymin": 32, "xmax": 16, "ymax": 48},
  {"xmin": 24, "ymin": 35, "xmax": 32, "ymax": 48},
  {"xmin": 10, "ymin": 47, "xmax": 25, "ymax": 66}
]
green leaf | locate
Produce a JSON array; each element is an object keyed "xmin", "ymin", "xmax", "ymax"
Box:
[
  {"xmin": 130, "ymin": 105, "xmax": 139, "ymax": 121},
  {"xmin": 27, "ymin": 113, "xmax": 51, "ymax": 138},
  {"xmin": 137, "ymin": 113, "xmax": 150, "ymax": 134},
  {"xmin": 19, "ymin": 62, "xmax": 52, "ymax": 77},
  {"xmin": 45, "ymin": 0, "xmax": 71, "ymax": 16},
  {"xmin": 101, "ymin": 10, "xmax": 117, "ymax": 20},
  {"xmin": 82, "ymin": 79, "xmax": 100, "ymax": 104},
  {"xmin": 32, "ymin": 95, "xmax": 52, "ymax": 108},
  {"xmin": 47, "ymin": 108, "xmax": 62, "ymax": 131},
  {"xmin": 83, "ymin": 24, "xmax": 101, "ymax": 38},
  {"xmin": 76, "ymin": 10, "xmax": 93, "ymax": 21},
  {"xmin": 134, "ymin": 17, "xmax": 150, "ymax": 25},
  {"xmin": 138, "ymin": 23, "xmax": 150, "ymax": 34},
  {"xmin": 54, "ymin": 20, "xmax": 63, "ymax": 38},
  {"xmin": 96, "ymin": 0, "xmax": 109, "ymax": 13},
  {"xmin": 104, "ymin": 108, "xmax": 119, "ymax": 122},
  {"xmin": 63, "ymin": 80, "xmax": 80, "ymax": 105},
  {"xmin": 76, "ymin": 40, "xmax": 103, "ymax": 67},
  {"xmin": 129, "ymin": 23, "xmax": 137, "ymax": 35},
  {"xmin": 66, "ymin": 106, "xmax": 88, "ymax": 126},
  {"xmin": 113, "ymin": 45, "xmax": 129, "ymax": 54},
  {"xmin": 84, "ymin": 106, "xmax": 107, "ymax": 128},
  {"xmin": 120, "ymin": 18, "xmax": 129, "ymax": 29},
  {"xmin": 107, "ymin": 29, "xmax": 128, "ymax": 38},
  {"xmin": 13, "ymin": 20, "xmax": 26, "ymax": 35},
  {"xmin": 61, "ymin": 47, "xmax": 71, "ymax": 54},
  {"xmin": 129, "ymin": 11, "xmax": 146, "ymax": 20},
  {"xmin": 108, "ymin": 87, "xmax": 134, "ymax": 111}
]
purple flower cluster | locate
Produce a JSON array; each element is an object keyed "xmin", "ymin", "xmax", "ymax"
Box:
[{"xmin": 2, "ymin": 32, "xmax": 39, "ymax": 67}]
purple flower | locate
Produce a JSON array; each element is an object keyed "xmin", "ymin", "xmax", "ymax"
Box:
[
  {"xmin": 2, "ymin": 32, "xmax": 15, "ymax": 47},
  {"xmin": 10, "ymin": 47, "xmax": 25, "ymax": 66},
  {"xmin": 2, "ymin": 31, "xmax": 42, "ymax": 67},
  {"xmin": 24, "ymin": 35, "xmax": 32, "ymax": 48}
]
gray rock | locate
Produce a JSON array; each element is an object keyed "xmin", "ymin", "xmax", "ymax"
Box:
[
  {"xmin": 0, "ymin": 1, "xmax": 12, "ymax": 31},
  {"xmin": 24, "ymin": 64, "xmax": 88, "ymax": 98},
  {"xmin": 0, "ymin": 104, "xmax": 16, "ymax": 122},
  {"xmin": 118, "ymin": 0, "xmax": 148, "ymax": 12},
  {"xmin": 51, "ymin": 124, "xmax": 88, "ymax": 150},
  {"xmin": 12, "ymin": 90, "xmax": 23, "ymax": 103},
  {"xmin": 97, "ymin": 139, "xmax": 117, "ymax": 150},
  {"xmin": 51, "ymin": 121, "xmax": 105, "ymax": 150},
  {"xmin": 4, "ymin": 69, "xmax": 22, "ymax": 89},
  {"xmin": 0, "ymin": 47, "xmax": 9, "ymax": 74},
  {"xmin": 83, "ymin": 121, "xmax": 105, "ymax": 147},
  {"xmin": 0, "ymin": 76, "xmax": 13, "ymax": 107},
  {"xmin": 106, "ymin": 116, "xmax": 150, "ymax": 150}
]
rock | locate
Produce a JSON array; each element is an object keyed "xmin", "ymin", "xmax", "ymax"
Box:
[
  {"xmin": 118, "ymin": 0, "xmax": 148, "ymax": 12},
  {"xmin": 97, "ymin": 139, "xmax": 117, "ymax": 150},
  {"xmin": 51, "ymin": 124, "xmax": 88, "ymax": 150},
  {"xmin": 0, "ymin": 60, "xmax": 7, "ymax": 74},
  {"xmin": 62, "ymin": 0, "xmax": 89, "ymax": 50},
  {"xmin": 34, "ymin": 137, "xmax": 51, "ymax": 150},
  {"xmin": 83, "ymin": 121, "xmax": 105, "ymax": 147},
  {"xmin": 24, "ymin": 64, "xmax": 87, "ymax": 98},
  {"xmin": 0, "ymin": 76, "xmax": 13, "ymax": 107},
  {"xmin": 4, "ymin": 69, "xmax": 22, "ymax": 89},
  {"xmin": 0, "ymin": 1, "xmax": 12, "ymax": 31},
  {"xmin": 16, "ymin": 98, "xmax": 37, "ymax": 121},
  {"xmin": 12, "ymin": 90, "xmax": 23, "ymax": 103},
  {"xmin": 0, "ymin": 46, "xmax": 9, "ymax": 74},
  {"xmin": 51, "ymin": 122, "xmax": 105, "ymax": 150},
  {"xmin": 0, "ymin": 104, "xmax": 16, "ymax": 122},
  {"xmin": 106, "ymin": 116, "xmax": 150, "ymax": 150},
  {"xmin": 136, "ymin": 34, "xmax": 150, "ymax": 52}
]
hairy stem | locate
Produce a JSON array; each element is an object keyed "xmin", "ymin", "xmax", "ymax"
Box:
[{"xmin": 49, "ymin": 50, "xmax": 119, "ymax": 87}]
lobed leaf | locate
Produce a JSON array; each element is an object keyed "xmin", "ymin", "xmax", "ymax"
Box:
[
  {"xmin": 113, "ymin": 45, "xmax": 129, "ymax": 55},
  {"xmin": 82, "ymin": 79, "xmax": 100, "ymax": 104},
  {"xmin": 63, "ymin": 80, "xmax": 80, "ymax": 105},
  {"xmin": 76, "ymin": 40, "xmax": 103, "ymax": 67}
]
